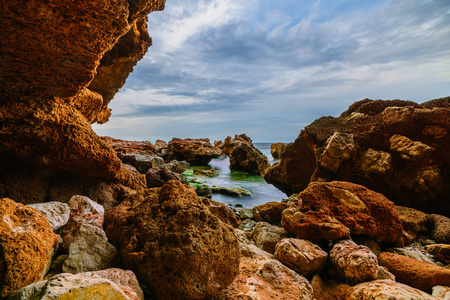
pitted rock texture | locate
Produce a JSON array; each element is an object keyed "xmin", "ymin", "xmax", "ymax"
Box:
[
  {"xmin": 217, "ymin": 134, "xmax": 271, "ymax": 175},
  {"xmin": 7, "ymin": 273, "xmax": 132, "ymax": 300},
  {"xmin": 252, "ymin": 222, "xmax": 290, "ymax": 254},
  {"xmin": 379, "ymin": 252, "xmax": 450, "ymax": 292},
  {"xmin": 396, "ymin": 206, "xmax": 429, "ymax": 244},
  {"xmin": 330, "ymin": 240, "xmax": 379, "ymax": 284},
  {"xmin": 0, "ymin": 198, "xmax": 59, "ymax": 297},
  {"xmin": 212, "ymin": 243, "xmax": 314, "ymax": 300},
  {"xmin": 281, "ymin": 181, "xmax": 403, "ymax": 243},
  {"xmin": 27, "ymin": 201, "xmax": 70, "ymax": 231},
  {"xmin": 274, "ymin": 238, "xmax": 328, "ymax": 277},
  {"xmin": 105, "ymin": 180, "xmax": 240, "ymax": 300},
  {"xmin": 253, "ymin": 201, "xmax": 288, "ymax": 224},
  {"xmin": 264, "ymin": 98, "xmax": 450, "ymax": 215},
  {"xmin": 0, "ymin": 0, "xmax": 166, "ymax": 202},
  {"xmin": 167, "ymin": 138, "xmax": 222, "ymax": 165},
  {"xmin": 270, "ymin": 142, "xmax": 289, "ymax": 159}
]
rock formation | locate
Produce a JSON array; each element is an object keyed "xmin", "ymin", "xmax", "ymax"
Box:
[
  {"xmin": 281, "ymin": 181, "xmax": 403, "ymax": 243},
  {"xmin": 104, "ymin": 181, "xmax": 240, "ymax": 299},
  {"xmin": 218, "ymin": 134, "xmax": 271, "ymax": 175},
  {"xmin": 265, "ymin": 98, "xmax": 450, "ymax": 215},
  {"xmin": 167, "ymin": 138, "xmax": 223, "ymax": 165},
  {"xmin": 0, "ymin": 0, "xmax": 166, "ymax": 204},
  {"xmin": 271, "ymin": 142, "xmax": 289, "ymax": 159}
]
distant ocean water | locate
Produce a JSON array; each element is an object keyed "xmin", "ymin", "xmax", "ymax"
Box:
[{"xmin": 195, "ymin": 142, "xmax": 287, "ymax": 209}]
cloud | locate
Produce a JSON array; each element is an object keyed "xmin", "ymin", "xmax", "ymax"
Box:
[{"xmin": 94, "ymin": 0, "xmax": 450, "ymax": 142}]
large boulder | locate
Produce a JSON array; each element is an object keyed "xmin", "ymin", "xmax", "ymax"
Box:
[
  {"xmin": 0, "ymin": 198, "xmax": 59, "ymax": 297},
  {"xmin": 252, "ymin": 222, "xmax": 290, "ymax": 254},
  {"xmin": 264, "ymin": 98, "xmax": 450, "ymax": 215},
  {"xmin": 0, "ymin": 0, "xmax": 166, "ymax": 203},
  {"xmin": 27, "ymin": 201, "xmax": 70, "ymax": 231},
  {"xmin": 167, "ymin": 138, "xmax": 222, "ymax": 165},
  {"xmin": 105, "ymin": 180, "xmax": 240, "ymax": 300},
  {"xmin": 218, "ymin": 134, "xmax": 271, "ymax": 175},
  {"xmin": 379, "ymin": 252, "xmax": 450, "ymax": 292},
  {"xmin": 281, "ymin": 181, "xmax": 403, "ymax": 243}
]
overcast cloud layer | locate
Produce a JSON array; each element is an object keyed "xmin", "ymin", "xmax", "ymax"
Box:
[{"xmin": 93, "ymin": 0, "xmax": 450, "ymax": 142}]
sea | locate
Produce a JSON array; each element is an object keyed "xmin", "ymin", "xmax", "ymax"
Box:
[{"xmin": 190, "ymin": 143, "xmax": 287, "ymax": 209}]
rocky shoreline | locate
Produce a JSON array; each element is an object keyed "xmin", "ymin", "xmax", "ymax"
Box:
[{"xmin": 1, "ymin": 1, "xmax": 449, "ymax": 299}]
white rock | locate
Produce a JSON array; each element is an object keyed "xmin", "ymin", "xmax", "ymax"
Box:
[
  {"xmin": 62, "ymin": 224, "xmax": 119, "ymax": 273},
  {"xmin": 68, "ymin": 195, "xmax": 104, "ymax": 216},
  {"xmin": 27, "ymin": 202, "xmax": 70, "ymax": 231}
]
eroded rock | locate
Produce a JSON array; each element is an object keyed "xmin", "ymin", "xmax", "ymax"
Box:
[
  {"xmin": 253, "ymin": 202, "xmax": 288, "ymax": 224},
  {"xmin": 252, "ymin": 222, "xmax": 290, "ymax": 254},
  {"xmin": 168, "ymin": 138, "xmax": 222, "ymax": 165},
  {"xmin": 274, "ymin": 238, "xmax": 328, "ymax": 277},
  {"xmin": 0, "ymin": 198, "xmax": 59, "ymax": 297},
  {"xmin": 27, "ymin": 202, "xmax": 70, "ymax": 231},
  {"xmin": 105, "ymin": 180, "xmax": 240, "ymax": 300}
]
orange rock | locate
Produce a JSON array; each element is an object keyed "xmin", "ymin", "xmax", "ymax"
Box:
[
  {"xmin": 168, "ymin": 138, "xmax": 222, "ymax": 165},
  {"xmin": 0, "ymin": 198, "xmax": 59, "ymax": 297},
  {"xmin": 378, "ymin": 252, "xmax": 450, "ymax": 292},
  {"xmin": 105, "ymin": 181, "xmax": 240, "ymax": 300},
  {"xmin": 282, "ymin": 181, "xmax": 403, "ymax": 243},
  {"xmin": 253, "ymin": 201, "xmax": 288, "ymax": 224}
]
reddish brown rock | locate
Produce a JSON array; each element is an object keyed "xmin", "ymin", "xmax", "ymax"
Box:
[
  {"xmin": 379, "ymin": 252, "xmax": 450, "ymax": 292},
  {"xmin": 253, "ymin": 201, "xmax": 288, "ymax": 224},
  {"xmin": 167, "ymin": 138, "xmax": 222, "ymax": 165},
  {"xmin": 202, "ymin": 198, "xmax": 241, "ymax": 228},
  {"xmin": 218, "ymin": 134, "xmax": 271, "ymax": 175},
  {"xmin": 429, "ymin": 214, "xmax": 450, "ymax": 244},
  {"xmin": 101, "ymin": 136, "xmax": 155, "ymax": 155},
  {"xmin": 105, "ymin": 181, "xmax": 240, "ymax": 300},
  {"xmin": 426, "ymin": 244, "xmax": 450, "ymax": 265},
  {"xmin": 0, "ymin": 0, "xmax": 166, "ymax": 203},
  {"xmin": 0, "ymin": 198, "xmax": 59, "ymax": 297},
  {"xmin": 270, "ymin": 142, "xmax": 289, "ymax": 159},
  {"xmin": 396, "ymin": 206, "xmax": 429, "ymax": 244},
  {"xmin": 281, "ymin": 181, "xmax": 403, "ymax": 243},
  {"xmin": 264, "ymin": 98, "xmax": 450, "ymax": 215}
]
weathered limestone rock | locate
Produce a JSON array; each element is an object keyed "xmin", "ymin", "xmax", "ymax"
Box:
[
  {"xmin": 240, "ymin": 219, "xmax": 257, "ymax": 232},
  {"xmin": 330, "ymin": 240, "xmax": 379, "ymax": 284},
  {"xmin": 239, "ymin": 208, "xmax": 254, "ymax": 220},
  {"xmin": 274, "ymin": 238, "xmax": 328, "ymax": 277},
  {"xmin": 281, "ymin": 181, "xmax": 403, "ymax": 243},
  {"xmin": 82, "ymin": 268, "xmax": 144, "ymax": 300},
  {"xmin": 253, "ymin": 201, "xmax": 288, "ymax": 224},
  {"xmin": 68, "ymin": 195, "xmax": 105, "ymax": 217},
  {"xmin": 264, "ymin": 99, "xmax": 450, "ymax": 215},
  {"xmin": 320, "ymin": 132, "xmax": 355, "ymax": 172},
  {"xmin": 432, "ymin": 285, "xmax": 450, "ymax": 299},
  {"xmin": 212, "ymin": 243, "xmax": 314, "ymax": 300},
  {"xmin": 342, "ymin": 279, "xmax": 437, "ymax": 300},
  {"xmin": 202, "ymin": 198, "xmax": 241, "ymax": 228},
  {"xmin": 429, "ymin": 214, "xmax": 450, "ymax": 244},
  {"xmin": 118, "ymin": 152, "xmax": 164, "ymax": 174},
  {"xmin": 426, "ymin": 244, "xmax": 450, "ymax": 265},
  {"xmin": 252, "ymin": 222, "xmax": 290, "ymax": 254},
  {"xmin": 390, "ymin": 134, "xmax": 433, "ymax": 161},
  {"xmin": 168, "ymin": 138, "xmax": 222, "ymax": 165},
  {"xmin": 218, "ymin": 134, "xmax": 270, "ymax": 175},
  {"xmin": 193, "ymin": 169, "xmax": 219, "ymax": 177},
  {"xmin": 0, "ymin": 198, "xmax": 59, "ymax": 297},
  {"xmin": 396, "ymin": 206, "xmax": 429, "ymax": 244},
  {"xmin": 27, "ymin": 201, "xmax": 70, "ymax": 231},
  {"xmin": 145, "ymin": 166, "xmax": 189, "ymax": 188},
  {"xmin": 391, "ymin": 243, "xmax": 438, "ymax": 265},
  {"xmin": 63, "ymin": 224, "xmax": 119, "ymax": 274},
  {"xmin": 379, "ymin": 252, "xmax": 450, "ymax": 292},
  {"xmin": 211, "ymin": 186, "xmax": 251, "ymax": 197},
  {"xmin": 359, "ymin": 148, "xmax": 392, "ymax": 176},
  {"xmin": 383, "ymin": 106, "xmax": 415, "ymax": 125},
  {"xmin": 7, "ymin": 273, "xmax": 131, "ymax": 300},
  {"xmin": 270, "ymin": 142, "xmax": 289, "ymax": 159},
  {"xmin": 105, "ymin": 181, "xmax": 240, "ymax": 300}
]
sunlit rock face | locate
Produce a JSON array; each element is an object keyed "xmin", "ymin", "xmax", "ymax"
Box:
[
  {"xmin": 265, "ymin": 98, "xmax": 450, "ymax": 215},
  {"xmin": 0, "ymin": 0, "xmax": 165, "ymax": 203}
]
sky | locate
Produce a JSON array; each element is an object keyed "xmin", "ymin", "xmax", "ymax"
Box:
[{"xmin": 92, "ymin": 0, "xmax": 450, "ymax": 142}]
